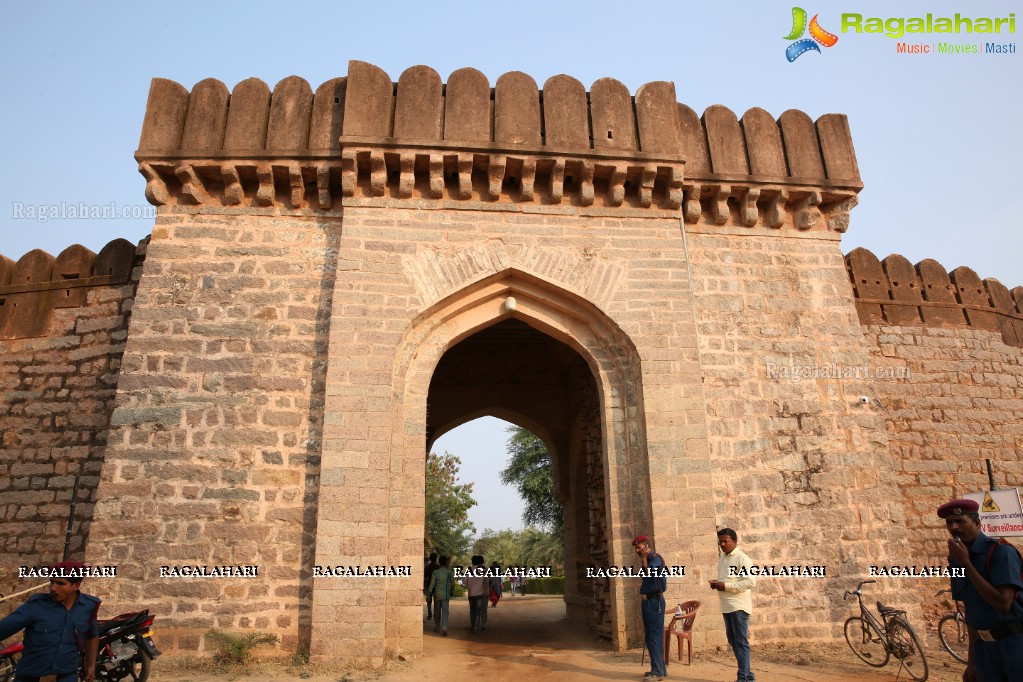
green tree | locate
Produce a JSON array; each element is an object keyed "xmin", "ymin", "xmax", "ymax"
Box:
[
  {"xmin": 518, "ymin": 526, "xmax": 564, "ymax": 573},
  {"xmin": 425, "ymin": 451, "xmax": 477, "ymax": 557},
  {"xmin": 472, "ymin": 528, "xmax": 521, "ymax": 566},
  {"xmin": 499, "ymin": 426, "xmax": 564, "ymax": 539},
  {"xmin": 472, "ymin": 527, "xmax": 564, "ymax": 574}
]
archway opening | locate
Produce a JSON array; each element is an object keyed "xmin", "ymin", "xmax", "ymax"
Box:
[{"xmin": 425, "ymin": 318, "xmax": 613, "ymax": 639}]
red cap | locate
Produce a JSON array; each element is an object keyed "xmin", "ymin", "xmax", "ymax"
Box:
[
  {"xmin": 632, "ymin": 535, "xmax": 649, "ymax": 546},
  {"xmin": 937, "ymin": 499, "xmax": 980, "ymax": 519},
  {"xmin": 49, "ymin": 560, "xmax": 87, "ymax": 580}
]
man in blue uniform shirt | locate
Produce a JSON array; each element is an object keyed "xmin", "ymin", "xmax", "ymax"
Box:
[
  {"xmin": 0, "ymin": 560, "xmax": 100, "ymax": 682},
  {"xmin": 633, "ymin": 534, "xmax": 667, "ymax": 681},
  {"xmin": 940, "ymin": 498, "xmax": 1023, "ymax": 682}
]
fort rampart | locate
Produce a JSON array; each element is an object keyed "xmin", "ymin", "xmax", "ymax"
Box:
[{"xmin": 0, "ymin": 60, "xmax": 1020, "ymax": 664}]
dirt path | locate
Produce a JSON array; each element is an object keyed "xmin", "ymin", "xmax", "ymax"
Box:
[{"xmin": 152, "ymin": 595, "xmax": 965, "ymax": 681}]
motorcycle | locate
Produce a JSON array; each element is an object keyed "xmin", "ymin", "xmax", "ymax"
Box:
[
  {"xmin": 0, "ymin": 610, "xmax": 160, "ymax": 682},
  {"xmin": 0, "ymin": 641, "xmax": 18, "ymax": 682}
]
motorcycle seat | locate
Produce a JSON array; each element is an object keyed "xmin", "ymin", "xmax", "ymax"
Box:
[{"xmin": 97, "ymin": 610, "xmax": 151, "ymax": 636}]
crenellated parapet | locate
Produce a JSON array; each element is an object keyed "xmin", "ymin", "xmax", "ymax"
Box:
[
  {"xmin": 0, "ymin": 238, "xmax": 141, "ymax": 340},
  {"xmin": 846, "ymin": 247, "xmax": 1023, "ymax": 347},
  {"xmin": 135, "ymin": 60, "xmax": 861, "ymax": 229}
]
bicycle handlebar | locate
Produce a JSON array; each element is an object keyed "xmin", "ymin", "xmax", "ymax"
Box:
[{"xmin": 844, "ymin": 579, "xmax": 877, "ymax": 600}]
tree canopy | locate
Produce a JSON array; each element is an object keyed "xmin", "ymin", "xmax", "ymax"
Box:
[
  {"xmin": 424, "ymin": 451, "xmax": 477, "ymax": 557},
  {"xmin": 499, "ymin": 426, "xmax": 564, "ymax": 539},
  {"xmin": 472, "ymin": 526, "xmax": 563, "ymax": 574}
]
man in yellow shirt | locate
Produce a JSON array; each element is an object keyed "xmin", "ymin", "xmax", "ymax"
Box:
[{"xmin": 709, "ymin": 528, "xmax": 756, "ymax": 682}]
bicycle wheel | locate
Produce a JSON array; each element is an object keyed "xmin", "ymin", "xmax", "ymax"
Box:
[
  {"xmin": 844, "ymin": 616, "xmax": 889, "ymax": 667},
  {"xmin": 888, "ymin": 617, "xmax": 929, "ymax": 681},
  {"xmin": 938, "ymin": 613, "xmax": 969, "ymax": 664}
]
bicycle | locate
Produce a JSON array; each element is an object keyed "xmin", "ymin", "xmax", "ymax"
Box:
[
  {"xmin": 935, "ymin": 589, "xmax": 968, "ymax": 664},
  {"xmin": 843, "ymin": 579, "xmax": 929, "ymax": 681}
]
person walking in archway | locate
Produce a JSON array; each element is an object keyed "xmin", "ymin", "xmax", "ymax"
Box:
[{"xmin": 426, "ymin": 556, "xmax": 454, "ymax": 636}]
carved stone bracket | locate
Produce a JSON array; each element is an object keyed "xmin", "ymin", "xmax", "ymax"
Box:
[
  {"xmin": 680, "ymin": 181, "xmax": 854, "ymax": 234},
  {"xmin": 135, "ymin": 145, "xmax": 854, "ymax": 226}
]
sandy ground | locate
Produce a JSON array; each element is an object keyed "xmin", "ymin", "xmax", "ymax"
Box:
[{"xmin": 151, "ymin": 595, "xmax": 966, "ymax": 682}]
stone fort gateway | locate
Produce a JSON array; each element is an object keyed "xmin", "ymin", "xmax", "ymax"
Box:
[{"xmin": 1, "ymin": 60, "xmax": 1021, "ymax": 664}]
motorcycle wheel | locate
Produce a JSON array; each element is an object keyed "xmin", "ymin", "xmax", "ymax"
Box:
[
  {"xmin": 121, "ymin": 655, "xmax": 151, "ymax": 682},
  {"xmin": 0, "ymin": 653, "xmax": 18, "ymax": 682}
]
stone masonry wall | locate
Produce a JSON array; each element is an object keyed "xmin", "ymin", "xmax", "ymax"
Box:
[
  {"xmin": 687, "ymin": 228, "xmax": 915, "ymax": 641},
  {"xmin": 0, "ymin": 239, "xmax": 143, "ymax": 615},
  {"xmin": 84, "ymin": 211, "xmax": 338, "ymax": 655},
  {"xmin": 311, "ymin": 203, "xmax": 720, "ymax": 661},
  {"xmin": 861, "ymin": 324, "xmax": 1023, "ymax": 612}
]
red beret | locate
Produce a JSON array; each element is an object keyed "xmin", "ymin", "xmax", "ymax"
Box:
[
  {"xmin": 937, "ymin": 499, "xmax": 980, "ymax": 518},
  {"xmin": 632, "ymin": 535, "xmax": 650, "ymax": 546}
]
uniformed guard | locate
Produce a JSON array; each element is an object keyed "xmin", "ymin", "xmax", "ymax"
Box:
[
  {"xmin": 940, "ymin": 497, "xmax": 1023, "ymax": 682},
  {"xmin": 633, "ymin": 534, "xmax": 667, "ymax": 681},
  {"xmin": 0, "ymin": 560, "xmax": 100, "ymax": 682}
]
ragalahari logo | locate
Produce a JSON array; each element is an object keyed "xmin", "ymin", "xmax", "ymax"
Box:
[{"xmin": 785, "ymin": 7, "xmax": 839, "ymax": 61}]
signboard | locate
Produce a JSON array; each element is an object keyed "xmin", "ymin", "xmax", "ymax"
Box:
[{"xmin": 965, "ymin": 489, "xmax": 1023, "ymax": 537}]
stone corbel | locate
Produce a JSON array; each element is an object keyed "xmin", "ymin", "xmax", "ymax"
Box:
[
  {"xmin": 456, "ymin": 154, "xmax": 473, "ymax": 199},
  {"xmin": 487, "ymin": 155, "xmax": 506, "ymax": 201},
  {"xmin": 664, "ymin": 166, "xmax": 684, "ymax": 210},
  {"xmin": 578, "ymin": 160, "xmax": 594, "ymax": 206},
  {"xmin": 683, "ymin": 184, "xmax": 702, "ymax": 223},
  {"xmin": 607, "ymin": 164, "xmax": 627, "ymax": 206},
  {"xmin": 223, "ymin": 165, "xmax": 244, "ymax": 205},
  {"xmin": 638, "ymin": 164, "xmax": 657, "ymax": 208},
  {"xmin": 287, "ymin": 163, "xmax": 304, "ymax": 207},
  {"xmin": 519, "ymin": 157, "xmax": 537, "ymax": 202},
  {"xmin": 825, "ymin": 194, "xmax": 858, "ymax": 233},
  {"xmin": 398, "ymin": 153, "xmax": 415, "ymax": 199},
  {"xmin": 256, "ymin": 163, "xmax": 275, "ymax": 206},
  {"xmin": 340, "ymin": 149, "xmax": 357, "ymax": 197},
  {"xmin": 139, "ymin": 162, "xmax": 169, "ymax": 206},
  {"xmin": 763, "ymin": 189, "xmax": 787, "ymax": 228},
  {"xmin": 316, "ymin": 163, "xmax": 332, "ymax": 209},
  {"xmin": 710, "ymin": 184, "xmax": 730, "ymax": 225},
  {"xmin": 174, "ymin": 162, "xmax": 209, "ymax": 205},
  {"xmin": 550, "ymin": 159, "xmax": 565, "ymax": 204},
  {"xmin": 792, "ymin": 190, "xmax": 822, "ymax": 230},
  {"xmin": 740, "ymin": 187, "xmax": 761, "ymax": 227},
  {"xmin": 428, "ymin": 154, "xmax": 444, "ymax": 199},
  {"xmin": 368, "ymin": 151, "xmax": 386, "ymax": 197}
]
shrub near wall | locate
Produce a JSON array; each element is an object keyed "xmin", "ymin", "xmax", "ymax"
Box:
[{"xmin": 524, "ymin": 577, "xmax": 565, "ymax": 595}]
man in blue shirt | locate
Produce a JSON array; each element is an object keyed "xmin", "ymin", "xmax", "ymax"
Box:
[
  {"xmin": 633, "ymin": 534, "xmax": 667, "ymax": 681},
  {"xmin": 940, "ymin": 498, "xmax": 1023, "ymax": 682},
  {"xmin": 0, "ymin": 561, "xmax": 100, "ymax": 682}
]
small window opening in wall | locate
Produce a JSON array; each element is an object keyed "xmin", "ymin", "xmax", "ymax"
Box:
[
  {"xmin": 334, "ymin": 97, "xmax": 341, "ymax": 104},
  {"xmin": 607, "ymin": 130, "xmax": 613, "ymax": 140},
  {"xmin": 65, "ymin": 290, "xmax": 71, "ymax": 297},
  {"xmin": 893, "ymin": 281, "xmax": 899, "ymax": 286},
  {"xmin": 61, "ymin": 273, "xmax": 79, "ymax": 280}
]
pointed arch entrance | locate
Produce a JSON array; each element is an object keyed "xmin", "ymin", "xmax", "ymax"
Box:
[
  {"xmin": 407, "ymin": 270, "xmax": 649, "ymax": 646},
  {"xmin": 310, "ymin": 269, "xmax": 654, "ymax": 662}
]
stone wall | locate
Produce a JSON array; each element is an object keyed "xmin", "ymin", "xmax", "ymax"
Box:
[
  {"xmin": 310, "ymin": 203, "xmax": 718, "ymax": 662},
  {"xmin": 0, "ymin": 238, "xmax": 142, "ymax": 614},
  {"xmin": 843, "ymin": 249, "xmax": 1023, "ymax": 611},
  {"xmin": 83, "ymin": 213, "xmax": 338, "ymax": 654},
  {"xmin": 687, "ymin": 226, "xmax": 914, "ymax": 640}
]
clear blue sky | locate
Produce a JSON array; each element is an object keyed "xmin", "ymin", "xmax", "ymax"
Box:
[{"xmin": 4, "ymin": 1, "xmax": 1019, "ymax": 532}]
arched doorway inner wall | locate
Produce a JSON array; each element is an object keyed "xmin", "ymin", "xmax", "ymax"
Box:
[{"xmin": 424, "ymin": 317, "xmax": 613, "ymax": 636}]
